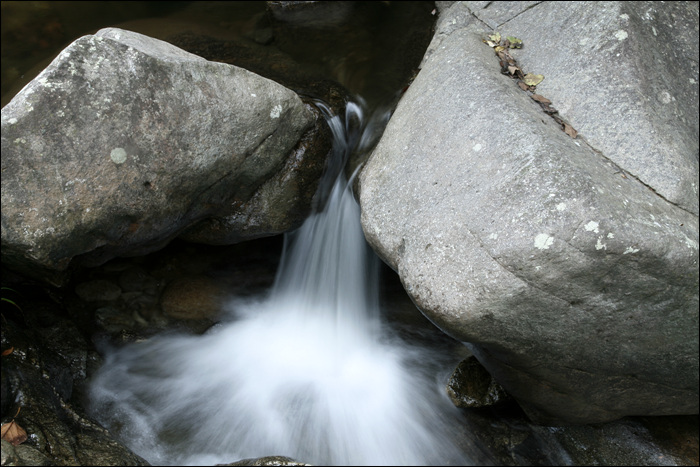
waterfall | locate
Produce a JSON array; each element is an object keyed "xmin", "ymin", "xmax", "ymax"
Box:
[{"xmin": 88, "ymin": 101, "xmax": 472, "ymax": 466}]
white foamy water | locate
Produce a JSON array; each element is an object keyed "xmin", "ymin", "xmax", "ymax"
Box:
[{"xmin": 88, "ymin": 102, "xmax": 472, "ymax": 466}]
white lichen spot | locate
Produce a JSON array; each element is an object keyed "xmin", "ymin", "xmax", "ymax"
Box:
[
  {"xmin": 584, "ymin": 221, "xmax": 600, "ymax": 233},
  {"xmin": 614, "ymin": 30, "xmax": 628, "ymax": 41},
  {"xmin": 691, "ymin": 78, "xmax": 697, "ymax": 85},
  {"xmin": 619, "ymin": 13, "xmax": 629, "ymax": 20},
  {"xmin": 488, "ymin": 233, "xmax": 498, "ymax": 240},
  {"xmin": 556, "ymin": 203, "xmax": 566, "ymax": 211},
  {"xmin": 659, "ymin": 91, "xmax": 672, "ymax": 104},
  {"xmin": 595, "ymin": 236, "xmax": 607, "ymax": 250},
  {"xmin": 270, "ymin": 104, "xmax": 283, "ymax": 119},
  {"xmin": 652, "ymin": 26, "xmax": 657, "ymax": 36},
  {"xmin": 110, "ymin": 148, "xmax": 127, "ymax": 164},
  {"xmin": 473, "ymin": 143, "xmax": 482, "ymax": 152},
  {"xmin": 14, "ymin": 137, "xmax": 26, "ymax": 144},
  {"xmin": 8, "ymin": 118, "xmax": 17, "ymax": 124},
  {"xmin": 251, "ymin": 93, "xmax": 257, "ymax": 97},
  {"xmin": 607, "ymin": 232, "xmax": 615, "ymax": 239},
  {"xmin": 534, "ymin": 234, "xmax": 554, "ymax": 250},
  {"xmin": 623, "ymin": 247, "xmax": 639, "ymax": 254}
]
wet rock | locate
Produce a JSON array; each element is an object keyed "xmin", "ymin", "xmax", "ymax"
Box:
[
  {"xmin": 75, "ymin": 280, "xmax": 122, "ymax": 302},
  {"xmin": 447, "ymin": 356, "xmax": 512, "ymax": 408},
  {"xmin": 360, "ymin": 1, "xmax": 699, "ymax": 424},
  {"xmin": 117, "ymin": 266, "xmax": 159, "ymax": 292},
  {"xmin": 160, "ymin": 275, "xmax": 229, "ymax": 320},
  {"xmin": 1, "ymin": 312, "xmax": 149, "ymax": 466},
  {"xmin": 1, "ymin": 440, "xmax": 52, "ymax": 466},
  {"xmin": 223, "ymin": 455, "xmax": 312, "ymax": 466},
  {"xmin": 1, "ymin": 27, "xmax": 331, "ymax": 286}
]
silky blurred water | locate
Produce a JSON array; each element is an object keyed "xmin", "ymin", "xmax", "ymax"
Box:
[{"xmin": 88, "ymin": 102, "xmax": 473, "ymax": 466}]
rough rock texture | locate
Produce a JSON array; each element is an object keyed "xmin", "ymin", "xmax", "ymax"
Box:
[
  {"xmin": 1, "ymin": 27, "xmax": 331, "ymax": 286},
  {"xmin": 360, "ymin": 1, "xmax": 699, "ymax": 424},
  {"xmin": 447, "ymin": 355, "xmax": 512, "ymax": 408},
  {"xmin": 225, "ymin": 455, "xmax": 311, "ymax": 466},
  {"xmin": 1, "ymin": 313, "xmax": 150, "ymax": 466}
]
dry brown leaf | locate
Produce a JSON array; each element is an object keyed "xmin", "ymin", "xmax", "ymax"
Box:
[
  {"xmin": 563, "ymin": 123, "xmax": 578, "ymax": 139},
  {"xmin": 1, "ymin": 420, "xmax": 28, "ymax": 446},
  {"xmin": 531, "ymin": 94, "xmax": 552, "ymax": 104},
  {"xmin": 508, "ymin": 65, "xmax": 519, "ymax": 75},
  {"xmin": 518, "ymin": 81, "xmax": 530, "ymax": 91},
  {"xmin": 1, "ymin": 347, "xmax": 14, "ymax": 357},
  {"xmin": 541, "ymin": 103, "xmax": 558, "ymax": 115}
]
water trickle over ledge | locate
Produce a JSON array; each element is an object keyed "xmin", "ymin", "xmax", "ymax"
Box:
[
  {"xmin": 87, "ymin": 98, "xmax": 474, "ymax": 466},
  {"xmin": 2, "ymin": 2, "xmax": 697, "ymax": 466}
]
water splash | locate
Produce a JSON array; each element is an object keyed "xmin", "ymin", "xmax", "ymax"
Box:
[{"xmin": 88, "ymin": 101, "xmax": 472, "ymax": 466}]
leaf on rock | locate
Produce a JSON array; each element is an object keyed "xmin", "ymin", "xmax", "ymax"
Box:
[
  {"xmin": 523, "ymin": 73, "xmax": 544, "ymax": 86},
  {"xmin": 508, "ymin": 65, "xmax": 519, "ymax": 75},
  {"xmin": 518, "ymin": 81, "xmax": 530, "ymax": 91},
  {"xmin": 494, "ymin": 45, "xmax": 505, "ymax": 53},
  {"xmin": 1, "ymin": 420, "xmax": 28, "ymax": 446},
  {"xmin": 489, "ymin": 32, "xmax": 501, "ymax": 43},
  {"xmin": 485, "ymin": 40, "xmax": 497, "ymax": 47},
  {"xmin": 1, "ymin": 347, "xmax": 13, "ymax": 357},
  {"xmin": 541, "ymin": 103, "xmax": 558, "ymax": 115},
  {"xmin": 531, "ymin": 94, "xmax": 552, "ymax": 104},
  {"xmin": 507, "ymin": 36, "xmax": 523, "ymax": 48},
  {"xmin": 563, "ymin": 123, "xmax": 578, "ymax": 139}
]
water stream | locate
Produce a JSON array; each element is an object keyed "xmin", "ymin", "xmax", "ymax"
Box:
[{"xmin": 88, "ymin": 101, "xmax": 473, "ymax": 466}]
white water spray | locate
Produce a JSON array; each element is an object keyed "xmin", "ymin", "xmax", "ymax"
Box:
[{"xmin": 88, "ymin": 101, "xmax": 471, "ymax": 466}]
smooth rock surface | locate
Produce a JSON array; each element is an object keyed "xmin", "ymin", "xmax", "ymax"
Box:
[
  {"xmin": 359, "ymin": 1, "xmax": 699, "ymax": 424},
  {"xmin": 493, "ymin": 0, "xmax": 699, "ymax": 215},
  {"xmin": 1, "ymin": 27, "xmax": 331, "ymax": 285}
]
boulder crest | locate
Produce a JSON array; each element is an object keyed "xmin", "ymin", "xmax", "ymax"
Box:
[{"xmin": 1, "ymin": 27, "xmax": 332, "ymax": 285}]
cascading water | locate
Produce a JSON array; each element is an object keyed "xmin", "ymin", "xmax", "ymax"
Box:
[{"xmin": 88, "ymin": 100, "xmax": 473, "ymax": 466}]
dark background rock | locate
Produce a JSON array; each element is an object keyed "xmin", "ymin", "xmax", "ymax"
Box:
[
  {"xmin": 447, "ymin": 355, "xmax": 512, "ymax": 408},
  {"xmin": 1, "ymin": 295, "xmax": 150, "ymax": 466}
]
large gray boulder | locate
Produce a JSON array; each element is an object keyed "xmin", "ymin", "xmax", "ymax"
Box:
[
  {"xmin": 1, "ymin": 28, "xmax": 331, "ymax": 285},
  {"xmin": 360, "ymin": 1, "xmax": 699, "ymax": 424}
]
